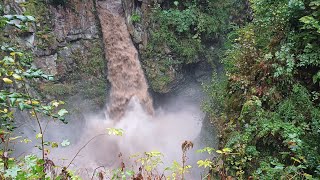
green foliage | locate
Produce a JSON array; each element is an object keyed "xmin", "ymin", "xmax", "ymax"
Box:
[
  {"xmin": 146, "ymin": 0, "xmax": 234, "ymax": 64},
  {"xmin": 196, "ymin": 147, "xmax": 240, "ymax": 179},
  {"xmin": 61, "ymin": 139, "xmax": 70, "ymax": 147},
  {"xmin": 299, "ymin": 1, "xmax": 320, "ymax": 33},
  {"xmin": 165, "ymin": 160, "xmax": 191, "ymax": 179},
  {"xmin": 130, "ymin": 12, "xmax": 141, "ymax": 23},
  {"xmin": 202, "ymin": 73, "xmax": 228, "ymax": 116},
  {"xmin": 142, "ymin": 0, "xmax": 240, "ymax": 92},
  {"xmin": 197, "ymin": 159, "xmax": 213, "ymax": 168},
  {"xmin": 111, "ymin": 168, "xmax": 134, "ymax": 180},
  {"xmin": 20, "ymin": 0, "xmax": 48, "ymax": 23},
  {"xmin": 2, "ymin": 155, "xmax": 45, "ymax": 179},
  {"xmin": 211, "ymin": 0, "xmax": 320, "ymax": 178},
  {"xmin": 107, "ymin": 128, "xmax": 124, "ymax": 136},
  {"xmin": 0, "ymin": 14, "xmax": 68, "ymax": 179},
  {"xmin": 143, "ymin": 62, "xmax": 175, "ymax": 93},
  {"xmin": 134, "ymin": 151, "xmax": 164, "ymax": 173},
  {"xmin": 0, "ymin": 14, "xmax": 35, "ymax": 30}
]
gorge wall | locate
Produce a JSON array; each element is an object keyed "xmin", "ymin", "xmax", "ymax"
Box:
[
  {"xmin": 1, "ymin": 0, "xmax": 214, "ymax": 101},
  {"xmin": 1, "ymin": 0, "xmax": 108, "ymax": 112}
]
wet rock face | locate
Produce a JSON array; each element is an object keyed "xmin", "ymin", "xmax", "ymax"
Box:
[
  {"xmin": 2, "ymin": 0, "xmax": 108, "ymax": 108},
  {"xmin": 122, "ymin": 0, "xmax": 152, "ymax": 49},
  {"xmin": 33, "ymin": 53, "xmax": 58, "ymax": 75},
  {"xmin": 194, "ymin": 61, "xmax": 213, "ymax": 84},
  {"xmin": 4, "ymin": 0, "xmax": 103, "ymax": 76},
  {"xmin": 50, "ymin": 0, "xmax": 99, "ymax": 43}
]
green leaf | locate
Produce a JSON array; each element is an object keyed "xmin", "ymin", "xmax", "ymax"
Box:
[
  {"xmin": 15, "ymin": 15, "xmax": 27, "ymax": 22},
  {"xmin": 4, "ymin": 166, "xmax": 21, "ymax": 178},
  {"xmin": 3, "ymin": 78, "xmax": 13, "ymax": 84},
  {"xmin": 21, "ymin": 138, "xmax": 32, "ymax": 144},
  {"xmin": 26, "ymin": 16, "xmax": 36, "ymax": 22},
  {"xmin": 222, "ymin": 148, "xmax": 232, "ymax": 153},
  {"xmin": 36, "ymin": 133, "xmax": 43, "ymax": 139},
  {"xmin": 197, "ymin": 159, "xmax": 213, "ymax": 168},
  {"xmin": 304, "ymin": 173, "xmax": 313, "ymax": 179},
  {"xmin": 18, "ymin": 102, "xmax": 32, "ymax": 110},
  {"xmin": 3, "ymin": 15, "xmax": 14, "ymax": 20},
  {"xmin": 57, "ymin": 109, "xmax": 68, "ymax": 117},
  {"xmin": 25, "ymin": 155, "xmax": 37, "ymax": 168},
  {"xmin": 18, "ymin": 102, "xmax": 26, "ymax": 110},
  {"xmin": 61, "ymin": 139, "xmax": 70, "ymax": 147},
  {"xmin": 14, "ymin": 24, "xmax": 24, "ymax": 30},
  {"xmin": 12, "ymin": 74, "xmax": 22, "ymax": 81},
  {"xmin": 107, "ymin": 128, "xmax": 124, "ymax": 136},
  {"xmin": 51, "ymin": 142, "xmax": 59, "ymax": 148},
  {"xmin": 0, "ymin": 93, "xmax": 7, "ymax": 102},
  {"xmin": 47, "ymin": 76, "xmax": 54, "ymax": 81},
  {"xmin": 8, "ymin": 93, "xmax": 21, "ymax": 98},
  {"xmin": 9, "ymin": 98, "xmax": 17, "ymax": 106},
  {"xmin": 3, "ymin": 56, "xmax": 14, "ymax": 63},
  {"xmin": 126, "ymin": 170, "xmax": 134, "ymax": 177}
]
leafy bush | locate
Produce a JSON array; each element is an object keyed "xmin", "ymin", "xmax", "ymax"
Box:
[
  {"xmin": 207, "ymin": 0, "xmax": 320, "ymax": 179},
  {"xmin": 146, "ymin": 0, "xmax": 235, "ymax": 64}
]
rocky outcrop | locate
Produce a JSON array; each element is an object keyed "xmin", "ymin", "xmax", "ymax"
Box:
[
  {"xmin": 33, "ymin": 0, "xmax": 102, "ymax": 76},
  {"xmin": 2, "ymin": 0, "xmax": 107, "ymax": 109},
  {"xmin": 122, "ymin": 0, "xmax": 152, "ymax": 50},
  {"xmin": 50, "ymin": 0, "xmax": 99, "ymax": 43},
  {"xmin": 34, "ymin": 53, "xmax": 58, "ymax": 75}
]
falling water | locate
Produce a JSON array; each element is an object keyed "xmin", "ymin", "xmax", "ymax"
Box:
[
  {"xmin": 12, "ymin": 1, "xmax": 214, "ymax": 179},
  {"xmin": 96, "ymin": 0, "xmax": 154, "ymax": 120}
]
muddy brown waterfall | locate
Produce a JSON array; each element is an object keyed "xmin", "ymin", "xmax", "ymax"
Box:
[{"xmin": 96, "ymin": 0, "xmax": 154, "ymax": 120}]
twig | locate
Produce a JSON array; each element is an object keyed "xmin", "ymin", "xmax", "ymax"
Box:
[
  {"xmin": 25, "ymin": 84, "xmax": 45, "ymax": 180},
  {"xmin": 66, "ymin": 134, "xmax": 107, "ymax": 169},
  {"xmin": 91, "ymin": 166, "xmax": 105, "ymax": 180},
  {"xmin": 33, "ymin": 108, "xmax": 45, "ymax": 160}
]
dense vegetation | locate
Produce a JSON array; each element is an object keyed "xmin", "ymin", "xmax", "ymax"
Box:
[
  {"xmin": 1, "ymin": 0, "xmax": 319, "ymax": 179},
  {"xmin": 145, "ymin": 0, "xmax": 320, "ymax": 179},
  {"xmin": 205, "ymin": 0, "xmax": 320, "ymax": 178},
  {"xmin": 141, "ymin": 0, "xmax": 248, "ymax": 92}
]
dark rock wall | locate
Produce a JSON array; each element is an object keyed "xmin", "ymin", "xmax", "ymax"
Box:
[{"xmin": 2, "ymin": 0, "xmax": 108, "ymax": 110}]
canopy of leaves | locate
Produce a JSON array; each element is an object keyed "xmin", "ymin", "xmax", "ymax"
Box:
[{"xmin": 145, "ymin": 0, "xmax": 242, "ymax": 63}]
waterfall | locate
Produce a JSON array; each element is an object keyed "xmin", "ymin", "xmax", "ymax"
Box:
[{"xmin": 96, "ymin": 0, "xmax": 154, "ymax": 120}]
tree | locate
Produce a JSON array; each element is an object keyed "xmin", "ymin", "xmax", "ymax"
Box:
[{"xmin": 0, "ymin": 13, "xmax": 68, "ymax": 179}]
